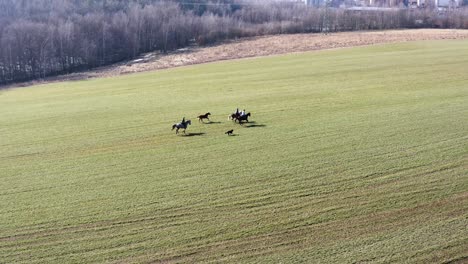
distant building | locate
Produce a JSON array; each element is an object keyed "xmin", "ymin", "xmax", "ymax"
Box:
[
  {"xmin": 301, "ymin": 0, "xmax": 462, "ymax": 7},
  {"xmin": 304, "ymin": 0, "xmax": 326, "ymax": 6},
  {"xmin": 435, "ymin": 0, "xmax": 460, "ymax": 7},
  {"xmin": 408, "ymin": 0, "xmax": 461, "ymax": 7},
  {"xmin": 300, "ymin": 0, "xmax": 463, "ymax": 7},
  {"xmin": 345, "ymin": 6, "xmax": 402, "ymax": 10}
]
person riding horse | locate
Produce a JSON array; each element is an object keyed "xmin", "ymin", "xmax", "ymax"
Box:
[
  {"xmin": 230, "ymin": 108, "xmax": 248, "ymax": 121},
  {"xmin": 172, "ymin": 117, "xmax": 191, "ymax": 134},
  {"xmin": 237, "ymin": 112, "xmax": 251, "ymax": 124}
]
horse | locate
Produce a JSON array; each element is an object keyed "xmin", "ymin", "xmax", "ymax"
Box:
[
  {"xmin": 197, "ymin": 112, "xmax": 211, "ymax": 122},
  {"xmin": 172, "ymin": 120, "xmax": 191, "ymax": 134},
  {"xmin": 229, "ymin": 113, "xmax": 239, "ymax": 121},
  {"xmin": 229, "ymin": 111, "xmax": 244, "ymax": 121},
  {"xmin": 236, "ymin": 112, "xmax": 251, "ymax": 124}
]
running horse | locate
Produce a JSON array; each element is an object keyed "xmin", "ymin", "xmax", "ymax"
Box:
[
  {"xmin": 229, "ymin": 109, "xmax": 241, "ymax": 121},
  {"xmin": 236, "ymin": 112, "xmax": 251, "ymax": 124},
  {"xmin": 172, "ymin": 120, "xmax": 191, "ymax": 134},
  {"xmin": 197, "ymin": 112, "xmax": 211, "ymax": 123},
  {"xmin": 229, "ymin": 113, "xmax": 238, "ymax": 121},
  {"xmin": 229, "ymin": 111, "xmax": 244, "ymax": 121},
  {"xmin": 230, "ymin": 112, "xmax": 251, "ymax": 124}
]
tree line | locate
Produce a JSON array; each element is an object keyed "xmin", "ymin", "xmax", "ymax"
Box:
[{"xmin": 1, "ymin": 0, "xmax": 468, "ymax": 85}]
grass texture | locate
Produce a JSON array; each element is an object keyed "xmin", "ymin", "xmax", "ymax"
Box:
[{"xmin": 1, "ymin": 40, "xmax": 467, "ymax": 263}]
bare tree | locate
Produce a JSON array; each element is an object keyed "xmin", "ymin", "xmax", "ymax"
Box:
[{"xmin": 1, "ymin": 0, "xmax": 468, "ymax": 85}]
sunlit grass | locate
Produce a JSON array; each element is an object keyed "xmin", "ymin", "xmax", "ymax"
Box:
[{"xmin": 0, "ymin": 40, "xmax": 467, "ymax": 263}]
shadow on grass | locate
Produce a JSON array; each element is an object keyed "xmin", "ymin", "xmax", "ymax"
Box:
[
  {"xmin": 241, "ymin": 121, "xmax": 266, "ymax": 128},
  {"xmin": 245, "ymin": 124, "xmax": 266, "ymax": 128},
  {"xmin": 183, "ymin": 132, "xmax": 206, "ymax": 137},
  {"xmin": 205, "ymin": 121, "xmax": 222, "ymax": 124}
]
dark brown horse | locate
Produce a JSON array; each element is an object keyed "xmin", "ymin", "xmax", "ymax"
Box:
[
  {"xmin": 229, "ymin": 113, "xmax": 239, "ymax": 121},
  {"xmin": 197, "ymin": 112, "xmax": 211, "ymax": 122}
]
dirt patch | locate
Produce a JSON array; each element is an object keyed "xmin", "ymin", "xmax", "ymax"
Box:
[{"xmin": 5, "ymin": 29, "xmax": 468, "ymax": 88}]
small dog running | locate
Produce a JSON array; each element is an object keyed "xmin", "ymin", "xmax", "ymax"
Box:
[{"xmin": 225, "ymin": 129, "xmax": 234, "ymax": 136}]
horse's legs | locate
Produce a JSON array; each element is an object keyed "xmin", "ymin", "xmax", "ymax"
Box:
[{"xmin": 176, "ymin": 128, "xmax": 179, "ymax": 134}]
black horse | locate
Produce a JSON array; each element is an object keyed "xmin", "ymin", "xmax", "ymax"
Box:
[
  {"xmin": 197, "ymin": 112, "xmax": 211, "ymax": 122},
  {"xmin": 234, "ymin": 112, "xmax": 251, "ymax": 124},
  {"xmin": 172, "ymin": 120, "xmax": 191, "ymax": 134}
]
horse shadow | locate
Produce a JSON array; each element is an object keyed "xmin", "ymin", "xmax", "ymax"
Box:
[
  {"xmin": 246, "ymin": 124, "xmax": 266, "ymax": 128},
  {"xmin": 205, "ymin": 121, "xmax": 222, "ymax": 124},
  {"xmin": 245, "ymin": 124, "xmax": 266, "ymax": 127},
  {"xmin": 243, "ymin": 121, "xmax": 266, "ymax": 128},
  {"xmin": 183, "ymin": 132, "xmax": 205, "ymax": 137}
]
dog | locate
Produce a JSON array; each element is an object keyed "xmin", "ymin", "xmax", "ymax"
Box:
[{"xmin": 225, "ymin": 129, "xmax": 234, "ymax": 136}]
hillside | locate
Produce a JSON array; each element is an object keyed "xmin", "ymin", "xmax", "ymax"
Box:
[
  {"xmin": 1, "ymin": 40, "xmax": 467, "ymax": 263},
  {"xmin": 7, "ymin": 29, "xmax": 468, "ymax": 88}
]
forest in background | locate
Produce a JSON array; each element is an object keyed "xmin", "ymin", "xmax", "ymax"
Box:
[{"xmin": 1, "ymin": 0, "xmax": 468, "ymax": 85}]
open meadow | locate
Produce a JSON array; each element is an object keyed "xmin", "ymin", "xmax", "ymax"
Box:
[{"xmin": 1, "ymin": 40, "xmax": 467, "ymax": 263}]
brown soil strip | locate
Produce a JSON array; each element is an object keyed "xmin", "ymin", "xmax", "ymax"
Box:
[{"xmin": 6, "ymin": 29, "xmax": 468, "ymax": 88}]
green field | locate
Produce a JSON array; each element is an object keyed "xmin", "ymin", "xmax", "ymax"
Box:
[{"xmin": 1, "ymin": 40, "xmax": 467, "ymax": 263}]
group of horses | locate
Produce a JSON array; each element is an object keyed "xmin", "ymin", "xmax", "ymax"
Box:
[
  {"xmin": 171, "ymin": 110, "xmax": 251, "ymax": 134},
  {"xmin": 229, "ymin": 111, "xmax": 251, "ymax": 123}
]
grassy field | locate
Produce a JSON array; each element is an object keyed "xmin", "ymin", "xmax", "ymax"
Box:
[{"xmin": 1, "ymin": 40, "xmax": 467, "ymax": 263}]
